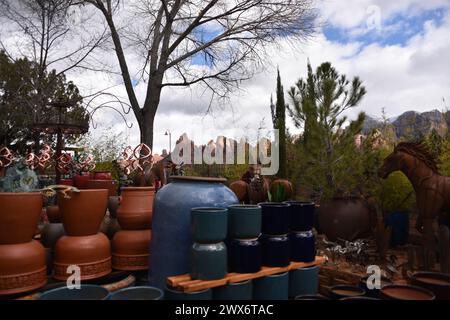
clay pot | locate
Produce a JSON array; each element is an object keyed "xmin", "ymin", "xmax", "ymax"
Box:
[
  {"xmin": 261, "ymin": 234, "xmax": 290, "ymax": 267},
  {"xmin": 53, "ymin": 233, "xmax": 111, "ymax": 281},
  {"xmin": 329, "ymin": 285, "xmax": 366, "ymax": 300},
  {"xmin": 108, "ymin": 196, "xmax": 120, "ymax": 218},
  {"xmin": 317, "ymin": 197, "xmax": 372, "ymax": 241},
  {"xmin": 57, "ymin": 189, "xmax": 108, "ymax": 236},
  {"xmin": 117, "ymin": 187, "xmax": 155, "ymax": 230},
  {"xmin": 410, "ymin": 271, "xmax": 450, "ymax": 300},
  {"xmin": 0, "ymin": 192, "xmax": 43, "ymax": 244},
  {"xmin": 73, "ymin": 174, "xmax": 90, "ymax": 189},
  {"xmin": 46, "ymin": 205, "xmax": 61, "ymax": 223},
  {"xmin": 0, "ymin": 240, "xmax": 47, "ymax": 295},
  {"xmin": 109, "ymin": 286, "xmax": 164, "ymax": 300},
  {"xmin": 41, "ymin": 223, "xmax": 66, "ymax": 248},
  {"xmin": 259, "ymin": 202, "xmax": 290, "ymax": 235},
  {"xmin": 59, "ymin": 178, "xmax": 73, "ymax": 186},
  {"xmin": 39, "ymin": 284, "xmax": 110, "ymax": 300},
  {"xmin": 94, "ymin": 171, "xmax": 112, "ymax": 180},
  {"xmin": 359, "ymin": 275, "xmax": 392, "ymax": 298},
  {"xmin": 229, "ymin": 180, "xmax": 249, "ymax": 203},
  {"xmin": 270, "ymin": 179, "xmax": 293, "ymax": 199},
  {"xmin": 380, "ymin": 284, "xmax": 435, "ymax": 300},
  {"xmin": 86, "ymin": 179, "xmax": 117, "ymax": 197},
  {"xmin": 112, "ymin": 229, "xmax": 151, "ymax": 271}
]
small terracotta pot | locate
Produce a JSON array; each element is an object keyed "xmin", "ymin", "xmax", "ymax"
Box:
[
  {"xmin": 73, "ymin": 174, "xmax": 90, "ymax": 189},
  {"xmin": 0, "ymin": 192, "xmax": 43, "ymax": 244},
  {"xmin": 112, "ymin": 229, "xmax": 151, "ymax": 271},
  {"xmin": 86, "ymin": 179, "xmax": 117, "ymax": 197},
  {"xmin": 117, "ymin": 187, "xmax": 155, "ymax": 230},
  {"xmin": 94, "ymin": 171, "xmax": 112, "ymax": 180},
  {"xmin": 329, "ymin": 285, "xmax": 366, "ymax": 300},
  {"xmin": 59, "ymin": 178, "xmax": 73, "ymax": 186},
  {"xmin": 410, "ymin": 272, "xmax": 450, "ymax": 300},
  {"xmin": 58, "ymin": 189, "xmax": 108, "ymax": 236},
  {"xmin": 45, "ymin": 205, "xmax": 61, "ymax": 223}
]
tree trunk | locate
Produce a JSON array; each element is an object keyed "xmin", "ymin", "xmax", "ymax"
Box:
[{"xmin": 139, "ymin": 108, "xmax": 157, "ymax": 151}]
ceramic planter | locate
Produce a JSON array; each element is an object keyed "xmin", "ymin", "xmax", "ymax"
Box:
[
  {"xmin": 284, "ymin": 201, "xmax": 315, "ymax": 232},
  {"xmin": 329, "ymin": 285, "xmax": 366, "ymax": 300},
  {"xmin": 117, "ymin": 187, "xmax": 155, "ymax": 230},
  {"xmin": 41, "ymin": 223, "xmax": 65, "ymax": 249},
  {"xmin": 359, "ymin": 275, "xmax": 392, "ymax": 298},
  {"xmin": 39, "ymin": 284, "xmax": 110, "ymax": 300},
  {"xmin": 410, "ymin": 271, "xmax": 450, "ymax": 300},
  {"xmin": 261, "ymin": 234, "xmax": 290, "ymax": 267},
  {"xmin": 191, "ymin": 207, "xmax": 228, "ymax": 243},
  {"xmin": 86, "ymin": 179, "xmax": 117, "ymax": 197},
  {"xmin": 253, "ymin": 272, "xmax": 289, "ymax": 300},
  {"xmin": 213, "ymin": 280, "xmax": 253, "ymax": 300},
  {"xmin": 229, "ymin": 238, "xmax": 262, "ymax": 273},
  {"xmin": 57, "ymin": 189, "xmax": 108, "ymax": 236},
  {"xmin": 258, "ymin": 202, "xmax": 290, "ymax": 236},
  {"xmin": 289, "ymin": 265, "xmax": 319, "ymax": 298},
  {"xmin": 227, "ymin": 204, "xmax": 261, "ymax": 239},
  {"xmin": 380, "ymin": 284, "xmax": 435, "ymax": 300},
  {"xmin": 190, "ymin": 242, "xmax": 227, "ymax": 280},
  {"xmin": 149, "ymin": 176, "xmax": 238, "ymax": 290},
  {"xmin": 112, "ymin": 229, "xmax": 151, "ymax": 271},
  {"xmin": 165, "ymin": 287, "xmax": 212, "ymax": 300},
  {"xmin": 289, "ymin": 230, "xmax": 316, "ymax": 262},
  {"xmin": 73, "ymin": 174, "xmax": 90, "ymax": 189},
  {"xmin": 109, "ymin": 286, "xmax": 164, "ymax": 300},
  {"xmin": 94, "ymin": 171, "xmax": 112, "ymax": 180}
]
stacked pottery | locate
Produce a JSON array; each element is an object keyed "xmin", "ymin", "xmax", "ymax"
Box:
[
  {"xmin": 54, "ymin": 189, "xmax": 111, "ymax": 281},
  {"xmin": 0, "ymin": 193, "xmax": 47, "ymax": 296},
  {"xmin": 258, "ymin": 203, "xmax": 290, "ymax": 268},
  {"xmin": 227, "ymin": 205, "xmax": 262, "ymax": 275},
  {"xmin": 112, "ymin": 187, "xmax": 154, "ymax": 271},
  {"xmin": 190, "ymin": 208, "xmax": 228, "ymax": 280}
]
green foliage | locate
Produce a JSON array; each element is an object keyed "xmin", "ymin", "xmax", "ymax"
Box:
[
  {"xmin": 380, "ymin": 171, "xmax": 415, "ymax": 212},
  {"xmin": 267, "ymin": 184, "xmax": 287, "ymax": 203},
  {"xmin": 270, "ymin": 69, "xmax": 287, "ymax": 178}
]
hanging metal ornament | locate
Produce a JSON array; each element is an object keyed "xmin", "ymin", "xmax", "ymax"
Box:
[{"xmin": 0, "ymin": 147, "xmax": 16, "ymax": 169}]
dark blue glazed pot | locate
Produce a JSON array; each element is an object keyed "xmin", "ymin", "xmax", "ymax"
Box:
[
  {"xmin": 191, "ymin": 207, "xmax": 228, "ymax": 243},
  {"xmin": 165, "ymin": 287, "xmax": 212, "ymax": 300},
  {"xmin": 149, "ymin": 176, "xmax": 238, "ymax": 290},
  {"xmin": 253, "ymin": 272, "xmax": 289, "ymax": 300},
  {"xmin": 289, "ymin": 265, "xmax": 319, "ymax": 298},
  {"xmin": 284, "ymin": 201, "xmax": 315, "ymax": 232},
  {"xmin": 190, "ymin": 242, "xmax": 228, "ymax": 280},
  {"xmin": 213, "ymin": 280, "xmax": 253, "ymax": 300},
  {"xmin": 261, "ymin": 234, "xmax": 290, "ymax": 267},
  {"xmin": 39, "ymin": 284, "xmax": 110, "ymax": 300},
  {"xmin": 227, "ymin": 205, "xmax": 261, "ymax": 239},
  {"xmin": 108, "ymin": 286, "xmax": 164, "ymax": 300},
  {"xmin": 259, "ymin": 202, "xmax": 290, "ymax": 235},
  {"xmin": 289, "ymin": 230, "xmax": 316, "ymax": 262},
  {"xmin": 229, "ymin": 238, "xmax": 262, "ymax": 273}
]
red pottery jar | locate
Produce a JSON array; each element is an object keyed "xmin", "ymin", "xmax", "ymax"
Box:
[
  {"xmin": 0, "ymin": 193, "xmax": 47, "ymax": 295},
  {"xmin": 117, "ymin": 187, "xmax": 155, "ymax": 230},
  {"xmin": 73, "ymin": 173, "xmax": 91, "ymax": 189},
  {"xmin": 112, "ymin": 230, "xmax": 151, "ymax": 271},
  {"xmin": 94, "ymin": 171, "xmax": 112, "ymax": 180},
  {"xmin": 86, "ymin": 179, "xmax": 118, "ymax": 197},
  {"xmin": 380, "ymin": 284, "xmax": 435, "ymax": 300},
  {"xmin": 59, "ymin": 178, "xmax": 73, "ymax": 186}
]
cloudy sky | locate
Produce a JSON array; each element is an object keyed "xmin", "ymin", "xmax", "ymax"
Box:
[{"xmin": 4, "ymin": 0, "xmax": 450, "ymax": 154}]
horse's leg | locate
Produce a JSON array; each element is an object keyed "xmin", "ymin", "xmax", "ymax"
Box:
[{"xmin": 422, "ymin": 218, "xmax": 436, "ymax": 270}]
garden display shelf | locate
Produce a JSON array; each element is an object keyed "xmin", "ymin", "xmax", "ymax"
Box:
[{"xmin": 167, "ymin": 256, "xmax": 326, "ymax": 293}]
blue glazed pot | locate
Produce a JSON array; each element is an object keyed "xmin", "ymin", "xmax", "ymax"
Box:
[
  {"xmin": 190, "ymin": 242, "xmax": 228, "ymax": 280},
  {"xmin": 229, "ymin": 238, "xmax": 262, "ymax": 273},
  {"xmin": 385, "ymin": 211, "xmax": 409, "ymax": 247},
  {"xmin": 289, "ymin": 265, "xmax": 319, "ymax": 298},
  {"xmin": 253, "ymin": 272, "xmax": 289, "ymax": 300},
  {"xmin": 261, "ymin": 234, "xmax": 290, "ymax": 267},
  {"xmin": 289, "ymin": 230, "xmax": 316, "ymax": 262},
  {"xmin": 108, "ymin": 286, "xmax": 164, "ymax": 300},
  {"xmin": 227, "ymin": 205, "xmax": 261, "ymax": 239},
  {"xmin": 191, "ymin": 207, "xmax": 228, "ymax": 243},
  {"xmin": 165, "ymin": 287, "xmax": 212, "ymax": 300},
  {"xmin": 213, "ymin": 280, "xmax": 253, "ymax": 300},
  {"xmin": 259, "ymin": 202, "xmax": 290, "ymax": 235},
  {"xmin": 149, "ymin": 176, "xmax": 238, "ymax": 290},
  {"xmin": 284, "ymin": 201, "xmax": 315, "ymax": 232},
  {"xmin": 39, "ymin": 284, "xmax": 110, "ymax": 300}
]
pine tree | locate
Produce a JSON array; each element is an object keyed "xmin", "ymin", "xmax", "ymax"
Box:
[{"xmin": 270, "ymin": 69, "xmax": 287, "ymax": 178}]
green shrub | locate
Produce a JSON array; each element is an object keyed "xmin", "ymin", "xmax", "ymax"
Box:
[{"xmin": 380, "ymin": 171, "xmax": 415, "ymax": 212}]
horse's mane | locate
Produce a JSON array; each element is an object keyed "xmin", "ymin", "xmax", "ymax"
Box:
[{"xmin": 395, "ymin": 141, "xmax": 439, "ymax": 173}]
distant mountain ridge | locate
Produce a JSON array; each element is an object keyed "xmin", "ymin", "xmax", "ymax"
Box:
[{"xmin": 362, "ymin": 109, "xmax": 449, "ymax": 139}]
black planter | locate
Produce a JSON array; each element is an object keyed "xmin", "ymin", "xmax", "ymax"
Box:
[
  {"xmin": 258, "ymin": 202, "xmax": 290, "ymax": 235},
  {"xmin": 229, "ymin": 238, "xmax": 262, "ymax": 273},
  {"xmin": 289, "ymin": 230, "xmax": 316, "ymax": 263},
  {"xmin": 284, "ymin": 201, "xmax": 315, "ymax": 232},
  {"xmin": 261, "ymin": 234, "xmax": 290, "ymax": 267}
]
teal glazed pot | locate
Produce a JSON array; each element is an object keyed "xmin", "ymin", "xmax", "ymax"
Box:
[
  {"xmin": 227, "ymin": 205, "xmax": 262, "ymax": 239},
  {"xmin": 190, "ymin": 242, "xmax": 228, "ymax": 280},
  {"xmin": 149, "ymin": 176, "xmax": 238, "ymax": 290},
  {"xmin": 253, "ymin": 272, "xmax": 289, "ymax": 300},
  {"xmin": 109, "ymin": 286, "xmax": 164, "ymax": 300},
  {"xmin": 165, "ymin": 287, "xmax": 212, "ymax": 300},
  {"xmin": 191, "ymin": 207, "xmax": 228, "ymax": 243},
  {"xmin": 39, "ymin": 284, "xmax": 110, "ymax": 300},
  {"xmin": 289, "ymin": 265, "xmax": 319, "ymax": 298},
  {"xmin": 213, "ymin": 280, "xmax": 253, "ymax": 300}
]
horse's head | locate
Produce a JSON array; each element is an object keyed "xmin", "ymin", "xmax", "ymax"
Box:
[{"xmin": 378, "ymin": 148, "xmax": 407, "ymax": 179}]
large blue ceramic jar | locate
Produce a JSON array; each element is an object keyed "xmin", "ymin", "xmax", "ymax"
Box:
[{"xmin": 149, "ymin": 176, "xmax": 238, "ymax": 290}]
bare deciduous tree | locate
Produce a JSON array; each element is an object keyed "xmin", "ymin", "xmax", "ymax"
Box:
[{"xmin": 80, "ymin": 0, "xmax": 317, "ymax": 149}]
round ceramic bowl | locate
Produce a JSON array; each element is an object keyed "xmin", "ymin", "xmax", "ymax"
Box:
[
  {"xmin": 284, "ymin": 201, "xmax": 315, "ymax": 232},
  {"xmin": 191, "ymin": 207, "xmax": 228, "ymax": 243},
  {"xmin": 109, "ymin": 286, "xmax": 163, "ymax": 300},
  {"xmin": 260, "ymin": 234, "xmax": 290, "ymax": 268},
  {"xmin": 410, "ymin": 271, "xmax": 450, "ymax": 300},
  {"xmin": 380, "ymin": 284, "xmax": 435, "ymax": 300},
  {"xmin": 289, "ymin": 265, "xmax": 319, "ymax": 298},
  {"xmin": 329, "ymin": 285, "xmax": 366, "ymax": 300},
  {"xmin": 227, "ymin": 205, "xmax": 261, "ymax": 239},
  {"xmin": 289, "ymin": 230, "xmax": 316, "ymax": 263},
  {"xmin": 165, "ymin": 287, "xmax": 212, "ymax": 300},
  {"xmin": 253, "ymin": 272, "xmax": 289, "ymax": 300},
  {"xmin": 359, "ymin": 275, "xmax": 392, "ymax": 298},
  {"xmin": 39, "ymin": 284, "xmax": 110, "ymax": 300},
  {"xmin": 229, "ymin": 238, "xmax": 261, "ymax": 273},
  {"xmin": 190, "ymin": 242, "xmax": 227, "ymax": 281},
  {"xmin": 258, "ymin": 202, "xmax": 290, "ymax": 236},
  {"xmin": 213, "ymin": 280, "xmax": 253, "ymax": 300},
  {"xmin": 340, "ymin": 296, "xmax": 380, "ymax": 300},
  {"xmin": 295, "ymin": 294, "xmax": 329, "ymax": 300}
]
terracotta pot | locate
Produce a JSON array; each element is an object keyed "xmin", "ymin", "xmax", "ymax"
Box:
[
  {"xmin": 46, "ymin": 205, "xmax": 61, "ymax": 223},
  {"xmin": 410, "ymin": 271, "xmax": 450, "ymax": 300},
  {"xmin": 112, "ymin": 229, "xmax": 151, "ymax": 271},
  {"xmin": 329, "ymin": 285, "xmax": 366, "ymax": 300},
  {"xmin": 73, "ymin": 174, "xmax": 90, "ymax": 189},
  {"xmin": 117, "ymin": 187, "xmax": 155, "ymax": 230},
  {"xmin": 270, "ymin": 179, "xmax": 293, "ymax": 199},
  {"xmin": 53, "ymin": 233, "xmax": 111, "ymax": 281},
  {"xmin": 0, "ymin": 240, "xmax": 47, "ymax": 295},
  {"xmin": 0, "ymin": 192, "xmax": 43, "ymax": 244},
  {"xmin": 94, "ymin": 171, "xmax": 112, "ymax": 180},
  {"xmin": 317, "ymin": 197, "xmax": 372, "ymax": 241},
  {"xmin": 59, "ymin": 178, "xmax": 73, "ymax": 186},
  {"xmin": 380, "ymin": 284, "xmax": 435, "ymax": 300},
  {"xmin": 57, "ymin": 189, "xmax": 108, "ymax": 236},
  {"xmin": 86, "ymin": 179, "xmax": 118, "ymax": 197}
]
